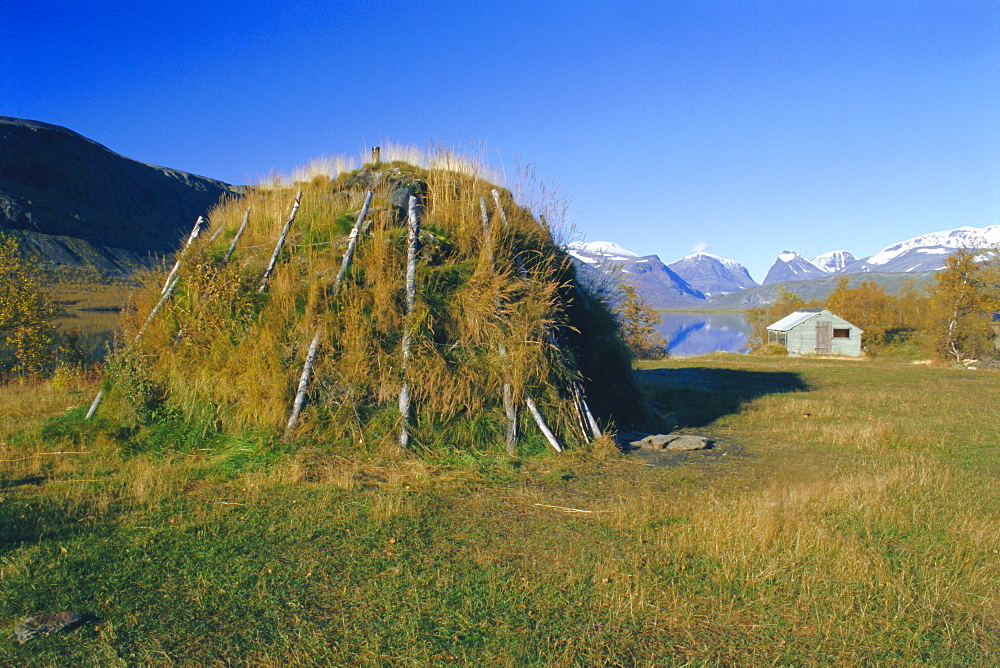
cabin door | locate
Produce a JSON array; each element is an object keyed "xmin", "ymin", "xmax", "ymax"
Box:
[{"xmin": 816, "ymin": 321, "xmax": 832, "ymax": 353}]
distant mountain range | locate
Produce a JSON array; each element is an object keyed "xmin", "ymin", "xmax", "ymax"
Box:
[
  {"xmin": 666, "ymin": 252, "xmax": 758, "ymax": 297},
  {"xmin": 0, "ymin": 116, "xmax": 239, "ymax": 274},
  {"xmin": 566, "ymin": 242, "xmax": 759, "ymax": 309},
  {"xmin": 570, "ymin": 223, "xmax": 1000, "ymax": 310},
  {"xmin": 4, "ymin": 115, "xmax": 995, "ymax": 310},
  {"xmin": 759, "ymin": 226, "xmax": 1000, "ymax": 286},
  {"xmin": 566, "ymin": 242, "xmax": 706, "ymax": 309}
]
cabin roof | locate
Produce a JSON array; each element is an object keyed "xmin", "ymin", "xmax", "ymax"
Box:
[
  {"xmin": 767, "ymin": 309, "xmax": 823, "ymax": 331},
  {"xmin": 766, "ymin": 308, "xmax": 863, "ymax": 333}
]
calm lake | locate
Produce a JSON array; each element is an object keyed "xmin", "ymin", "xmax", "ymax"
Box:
[
  {"xmin": 55, "ymin": 310, "xmax": 751, "ymax": 362},
  {"xmin": 656, "ymin": 311, "xmax": 752, "ymax": 357}
]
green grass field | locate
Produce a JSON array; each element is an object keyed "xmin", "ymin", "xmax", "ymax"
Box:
[{"xmin": 1, "ymin": 354, "xmax": 997, "ymax": 666}]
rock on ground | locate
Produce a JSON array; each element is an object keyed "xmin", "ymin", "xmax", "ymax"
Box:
[
  {"xmin": 14, "ymin": 612, "xmax": 87, "ymax": 643},
  {"xmin": 630, "ymin": 434, "xmax": 713, "ymax": 451}
]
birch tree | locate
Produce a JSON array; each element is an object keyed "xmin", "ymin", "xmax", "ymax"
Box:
[{"xmin": 0, "ymin": 235, "xmax": 57, "ymax": 376}]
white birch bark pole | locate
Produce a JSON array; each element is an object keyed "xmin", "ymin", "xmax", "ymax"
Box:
[
  {"xmin": 208, "ymin": 219, "xmax": 226, "ymax": 243},
  {"xmin": 258, "ymin": 189, "xmax": 302, "ymax": 292},
  {"xmin": 580, "ymin": 389, "xmax": 602, "ymax": 438},
  {"xmin": 481, "ymin": 197, "xmax": 519, "ymax": 453},
  {"xmin": 222, "ymin": 206, "xmax": 252, "ymax": 264},
  {"xmin": 90, "ymin": 215, "xmax": 203, "ymax": 418},
  {"xmin": 524, "ymin": 396, "xmax": 562, "ymax": 453},
  {"xmin": 479, "ymin": 196, "xmax": 494, "ymax": 264},
  {"xmin": 85, "ymin": 390, "xmax": 103, "ymax": 420},
  {"xmin": 492, "ymin": 189, "xmax": 601, "ymax": 442},
  {"xmin": 332, "ymin": 191, "xmax": 373, "ymax": 296},
  {"xmin": 285, "ymin": 331, "xmax": 321, "ymax": 433},
  {"xmin": 490, "ymin": 189, "xmax": 508, "ymax": 226},
  {"xmin": 399, "ymin": 195, "xmax": 420, "ymax": 451},
  {"xmin": 502, "ymin": 377, "xmax": 518, "ymax": 454},
  {"xmin": 162, "ymin": 216, "xmax": 206, "ymax": 294},
  {"xmin": 136, "ymin": 273, "xmax": 181, "ymax": 341}
]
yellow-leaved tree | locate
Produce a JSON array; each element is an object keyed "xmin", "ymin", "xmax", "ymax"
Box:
[
  {"xmin": 825, "ymin": 277, "xmax": 898, "ymax": 348},
  {"xmin": 0, "ymin": 234, "xmax": 57, "ymax": 377},
  {"xmin": 617, "ymin": 283, "xmax": 669, "ymax": 360},
  {"xmin": 925, "ymin": 247, "xmax": 1000, "ymax": 363}
]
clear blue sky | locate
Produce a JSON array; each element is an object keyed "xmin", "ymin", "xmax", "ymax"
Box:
[{"xmin": 3, "ymin": 0, "xmax": 998, "ymax": 282}]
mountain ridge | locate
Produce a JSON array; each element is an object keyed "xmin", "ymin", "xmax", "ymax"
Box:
[
  {"xmin": 0, "ymin": 116, "xmax": 240, "ymax": 273},
  {"xmin": 573, "ymin": 221, "xmax": 1000, "ymax": 311}
]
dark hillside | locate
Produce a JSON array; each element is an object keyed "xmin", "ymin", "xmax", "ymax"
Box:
[{"xmin": 0, "ymin": 117, "xmax": 239, "ymax": 272}]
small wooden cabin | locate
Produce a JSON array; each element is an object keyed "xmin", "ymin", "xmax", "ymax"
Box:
[{"xmin": 767, "ymin": 308, "xmax": 863, "ymax": 356}]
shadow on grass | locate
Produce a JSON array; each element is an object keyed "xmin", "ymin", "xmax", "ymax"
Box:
[
  {"xmin": 637, "ymin": 366, "xmax": 809, "ymax": 428},
  {"xmin": 0, "ymin": 488, "xmax": 112, "ymax": 555}
]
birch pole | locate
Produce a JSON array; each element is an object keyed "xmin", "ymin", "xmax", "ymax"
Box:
[
  {"xmin": 502, "ymin": 382, "xmax": 518, "ymax": 454},
  {"xmin": 283, "ymin": 191, "xmax": 373, "ymax": 436},
  {"xmin": 208, "ymin": 220, "xmax": 226, "ymax": 243},
  {"xmin": 136, "ymin": 274, "xmax": 180, "ymax": 341},
  {"xmin": 491, "ymin": 189, "xmax": 602, "ymax": 442},
  {"xmin": 85, "ymin": 390, "xmax": 103, "ymax": 420},
  {"xmin": 258, "ymin": 189, "xmax": 302, "ymax": 292},
  {"xmin": 222, "ymin": 206, "xmax": 251, "ymax": 264},
  {"xmin": 479, "ymin": 196, "xmax": 494, "ymax": 264},
  {"xmin": 332, "ymin": 191, "xmax": 373, "ymax": 296},
  {"xmin": 488, "ymin": 190, "xmax": 564, "ymax": 451},
  {"xmin": 285, "ymin": 331, "xmax": 321, "ymax": 434},
  {"xmin": 89, "ymin": 216, "xmax": 205, "ymax": 418},
  {"xmin": 524, "ymin": 397, "xmax": 562, "ymax": 453},
  {"xmin": 398, "ymin": 195, "xmax": 420, "ymax": 451},
  {"xmin": 480, "ymin": 197, "xmax": 519, "ymax": 453},
  {"xmin": 162, "ymin": 216, "xmax": 206, "ymax": 294}
]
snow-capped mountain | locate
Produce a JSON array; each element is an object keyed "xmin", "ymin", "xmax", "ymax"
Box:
[
  {"xmin": 811, "ymin": 250, "xmax": 857, "ymax": 273},
  {"xmin": 566, "ymin": 241, "xmax": 705, "ymax": 309},
  {"xmin": 567, "ymin": 223, "xmax": 1000, "ymax": 310},
  {"xmin": 762, "ymin": 250, "xmax": 826, "ymax": 285},
  {"xmin": 846, "ymin": 225, "xmax": 1000, "ymax": 274},
  {"xmin": 667, "ymin": 252, "xmax": 758, "ymax": 297},
  {"xmin": 565, "ymin": 240, "xmax": 638, "ymax": 262}
]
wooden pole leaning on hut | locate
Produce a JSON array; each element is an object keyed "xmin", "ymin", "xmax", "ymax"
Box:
[
  {"xmin": 524, "ymin": 396, "xmax": 563, "ymax": 453},
  {"xmin": 174, "ymin": 205, "xmax": 254, "ymax": 346},
  {"xmin": 85, "ymin": 390, "xmax": 103, "ymax": 420},
  {"xmin": 486, "ymin": 190, "xmax": 563, "ymax": 452},
  {"xmin": 258, "ymin": 189, "xmax": 302, "ymax": 292},
  {"xmin": 285, "ymin": 331, "xmax": 321, "ymax": 434},
  {"xmin": 283, "ymin": 191, "xmax": 374, "ymax": 435},
  {"xmin": 222, "ymin": 206, "xmax": 252, "ymax": 264},
  {"xmin": 490, "ymin": 189, "xmax": 602, "ymax": 443},
  {"xmin": 89, "ymin": 215, "xmax": 207, "ymax": 418},
  {"xmin": 333, "ymin": 191, "xmax": 374, "ymax": 296},
  {"xmin": 480, "ymin": 197, "xmax": 519, "ymax": 454},
  {"xmin": 136, "ymin": 274, "xmax": 181, "ymax": 341},
  {"xmin": 398, "ymin": 195, "xmax": 420, "ymax": 451},
  {"xmin": 162, "ymin": 216, "xmax": 207, "ymax": 294}
]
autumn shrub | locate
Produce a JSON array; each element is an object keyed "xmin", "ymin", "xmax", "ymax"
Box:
[
  {"xmin": 615, "ymin": 283, "xmax": 669, "ymax": 361},
  {"xmin": 0, "ymin": 234, "xmax": 59, "ymax": 377}
]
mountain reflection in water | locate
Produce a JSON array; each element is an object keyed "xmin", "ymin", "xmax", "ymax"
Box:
[{"xmin": 656, "ymin": 311, "xmax": 751, "ymax": 357}]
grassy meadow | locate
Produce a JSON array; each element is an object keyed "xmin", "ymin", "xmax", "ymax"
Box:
[{"xmin": 0, "ymin": 354, "xmax": 997, "ymax": 666}]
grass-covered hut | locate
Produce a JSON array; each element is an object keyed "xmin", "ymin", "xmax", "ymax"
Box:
[{"xmin": 99, "ymin": 151, "xmax": 649, "ymax": 457}]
